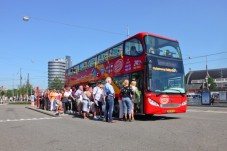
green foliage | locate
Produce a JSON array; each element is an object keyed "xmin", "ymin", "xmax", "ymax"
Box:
[
  {"xmin": 4, "ymin": 84, "xmax": 34, "ymax": 98},
  {"xmin": 208, "ymin": 77, "xmax": 217, "ymax": 90},
  {"xmin": 48, "ymin": 77, "xmax": 64, "ymax": 90},
  {"xmin": 0, "ymin": 91, "xmax": 5, "ymax": 96},
  {"xmin": 204, "ymin": 77, "xmax": 217, "ymax": 91}
]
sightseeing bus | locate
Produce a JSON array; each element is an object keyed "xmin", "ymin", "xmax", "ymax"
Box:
[{"xmin": 65, "ymin": 32, "xmax": 187, "ymax": 115}]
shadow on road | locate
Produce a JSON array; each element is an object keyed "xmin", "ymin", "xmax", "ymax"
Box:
[{"xmin": 134, "ymin": 115, "xmax": 180, "ymax": 121}]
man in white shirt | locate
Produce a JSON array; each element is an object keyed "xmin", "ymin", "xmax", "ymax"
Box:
[
  {"xmin": 92, "ymin": 82, "xmax": 103, "ymax": 120},
  {"xmin": 75, "ymin": 85, "xmax": 83, "ymax": 115}
]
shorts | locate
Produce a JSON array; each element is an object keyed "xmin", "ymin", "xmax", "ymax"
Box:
[
  {"xmin": 76, "ymin": 99, "xmax": 82, "ymax": 109},
  {"xmin": 56, "ymin": 100, "xmax": 61, "ymax": 105}
]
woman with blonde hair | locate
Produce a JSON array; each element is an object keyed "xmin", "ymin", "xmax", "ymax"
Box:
[
  {"xmin": 130, "ymin": 80, "xmax": 138, "ymax": 120},
  {"xmin": 121, "ymin": 79, "xmax": 134, "ymax": 122}
]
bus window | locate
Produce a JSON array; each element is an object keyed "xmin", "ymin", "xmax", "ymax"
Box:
[
  {"xmin": 98, "ymin": 51, "xmax": 109, "ymax": 64},
  {"xmin": 109, "ymin": 44, "xmax": 123, "ymax": 60},
  {"xmin": 75, "ymin": 65, "xmax": 79, "ymax": 73},
  {"xmin": 79, "ymin": 61, "xmax": 87, "ymax": 71},
  {"xmin": 124, "ymin": 38, "xmax": 143, "ymax": 56},
  {"xmin": 67, "ymin": 68, "xmax": 71, "ymax": 76},
  {"xmin": 88, "ymin": 57, "xmax": 96, "ymax": 68},
  {"xmin": 145, "ymin": 35, "xmax": 182, "ymax": 59}
]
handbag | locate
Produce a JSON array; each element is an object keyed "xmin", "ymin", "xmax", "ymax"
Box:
[{"xmin": 62, "ymin": 97, "xmax": 68, "ymax": 103}]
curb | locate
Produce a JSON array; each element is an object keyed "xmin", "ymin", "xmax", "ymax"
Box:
[{"xmin": 25, "ymin": 106, "xmax": 57, "ymax": 117}]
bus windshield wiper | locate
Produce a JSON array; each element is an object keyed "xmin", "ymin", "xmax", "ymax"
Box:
[{"xmin": 166, "ymin": 88, "xmax": 184, "ymax": 96}]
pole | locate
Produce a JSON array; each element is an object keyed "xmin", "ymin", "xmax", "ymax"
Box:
[
  {"xmin": 127, "ymin": 25, "xmax": 130, "ymax": 37},
  {"xmin": 20, "ymin": 68, "xmax": 22, "ymax": 100},
  {"xmin": 26, "ymin": 73, "xmax": 29, "ymax": 101}
]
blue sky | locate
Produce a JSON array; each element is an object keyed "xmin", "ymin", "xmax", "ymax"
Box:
[{"xmin": 0, "ymin": 0, "xmax": 227, "ymax": 90}]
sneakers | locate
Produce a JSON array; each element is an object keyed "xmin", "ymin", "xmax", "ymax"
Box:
[{"xmin": 93, "ymin": 116, "xmax": 99, "ymax": 120}]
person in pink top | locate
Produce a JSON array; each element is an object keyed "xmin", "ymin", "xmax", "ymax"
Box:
[{"xmin": 55, "ymin": 90, "xmax": 63, "ymax": 115}]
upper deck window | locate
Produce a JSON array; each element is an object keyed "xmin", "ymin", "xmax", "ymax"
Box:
[
  {"xmin": 109, "ymin": 44, "xmax": 123, "ymax": 60},
  {"xmin": 79, "ymin": 61, "xmax": 87, "ymax": 71},
  {"xmin": 88, "ymin": 57, "xmax": 96, "ymax": 68},
  {"xmin": 98, "ymin": 51, "xmax": 109, "ymax": 63},
  {"xmin": 67, "ymin": 68, "xmax": 71, "ymax": 76},
  {"xmin": 124, "ymin": 38, "xmax": 143, "ymax": 56},
  {"xmin": 145, "ymin": 35, "xmax": 182, "ymax": 59},
  {"xmin": 75, "ymin": 65, "xmax": 79, "ymax": 73}
]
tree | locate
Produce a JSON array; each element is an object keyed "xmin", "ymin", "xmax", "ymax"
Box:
[
  {"xmin": 208, "ymin": 77, "xmax": 217, "ymax": 91},
  {"xmin": 48, "ymin": 77, "xmax": 64, "ymax": 90},
  {"xmin": 204, "ymin": 77, "xmax": 217, "ymax": 91}
]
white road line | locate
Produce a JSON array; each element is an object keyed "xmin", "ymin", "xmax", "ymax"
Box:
[
  {"xmin": 187, "ymin": 109, "xmax": 227, "ymax": 114},
  {"xmin": 0, "ymin": 117, "xmax": 61, "ymax": 123}
]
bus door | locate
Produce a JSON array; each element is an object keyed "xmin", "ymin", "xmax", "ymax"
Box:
[{"xmin": 131, "ymin": 71, "xmax": 144, "ymax": 114}]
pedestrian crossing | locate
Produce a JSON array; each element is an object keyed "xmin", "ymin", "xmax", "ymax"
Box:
[{"xmin": 0, "ymin": 117, "xmax": 62, "ymax": 123}]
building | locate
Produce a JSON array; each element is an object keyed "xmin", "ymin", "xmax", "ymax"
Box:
[
  {"xmin": 186, "ymin": 68, "xmax": 227, "ymax": 92},
  {"xmin": 48, "ymin": 56, "xmax": 73, "ymax": 88},
  {"xmin": 65, "ymin": 55, "xmax": 73, "ymax": 69}
]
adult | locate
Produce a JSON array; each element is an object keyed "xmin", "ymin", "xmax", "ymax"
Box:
[
  {"xmin": 30, "ymin": 93, "xmax": 35, "ymax": 107},
  {"xmin": 82, "ymin": 85, "xmax": 91, "ymax": 119},
  {"xmin": 55, "ymin": 90, "xmax": 63, "ymax": 115},
  {"xmin": 43, "ymin": 90, "xmax": 49, "ymax": 110},
  {"xmin": 75, "ymin": 85, "xmax": 83, "ymax": 115},
  {"xmin": 92, "ymin": 82, "xmax": 103, "ymax": 120},
  {"xmin": 130, "ymin": 80, "xmax": 140, "ymax": 120},
  {"xmin": 71, "ymin": 87, "xmax": 77, "ymax": 113},
  {"xmin": 62, "ymin": 87, "xmax": 72, "ymax": 114},
  {"xmin": 121, "ymin": 79, "xmax": 134, "ymax": 122},
  {"xmin": 104, "ymin": 77, "xmax": 115, "ymax": 123},
  {"xmin": 48, "ymin": 89, "xmax": 57, "ymax": 111},
  {"xmin": 118, "ymin": 89, "xmax": 124, "ymax": 121}
]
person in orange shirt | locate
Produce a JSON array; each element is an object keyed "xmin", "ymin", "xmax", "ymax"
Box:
[{"xmin": 48, "ymin": 89, "xmax": 57, "ymax": 111}]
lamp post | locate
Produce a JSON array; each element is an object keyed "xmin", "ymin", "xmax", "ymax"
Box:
[{"xmin": 205, "ymin": 76, "xmax": 209, "ymax": 91}]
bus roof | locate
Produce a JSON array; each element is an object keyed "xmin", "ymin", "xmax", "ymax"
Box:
[{"xmin": 128, "ymin": 32, "xmax": 178, "ymax": 42}]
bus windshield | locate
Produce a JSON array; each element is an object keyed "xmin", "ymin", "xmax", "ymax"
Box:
[
  {"xmin": 147, "ymin": 57, "xmax": 185, "ymax": 93},
  {"xmin": 145, "ymin": 35, "xmax": 182, "ymax": 59}
]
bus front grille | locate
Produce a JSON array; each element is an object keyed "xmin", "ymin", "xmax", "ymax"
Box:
[{"xmin": 161, "ymin": 104, "xmax": 181, "ymax": 108}]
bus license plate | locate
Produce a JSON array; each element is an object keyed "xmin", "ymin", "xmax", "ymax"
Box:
[{"xmin": 167, "ymin": 109, "xmax": 175, "ymax": 113}]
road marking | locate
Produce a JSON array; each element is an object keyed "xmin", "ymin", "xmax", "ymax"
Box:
[
  {"xmin": 187, "ymin": 109, "xmax": 227, "ymax": 114},
  {"xmin": 0, "ymin": 117, "xmax": 61, "ymax": 123}
]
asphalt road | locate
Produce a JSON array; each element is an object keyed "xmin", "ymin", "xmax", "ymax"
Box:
[{"xmin": 0, "ymin": 105, "xmax": 227, "ymax": 151}]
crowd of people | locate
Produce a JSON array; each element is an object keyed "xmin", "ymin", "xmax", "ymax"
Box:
[{"xmin": 32, "ymin": 77, "xmax": 141, "ymax": 123}]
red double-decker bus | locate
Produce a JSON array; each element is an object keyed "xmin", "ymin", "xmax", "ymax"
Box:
[{"xmin": 65, "ymin": 32, "xmax": 187, "ymax": 115}]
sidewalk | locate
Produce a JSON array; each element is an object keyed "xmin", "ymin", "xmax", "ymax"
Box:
[
  {"xmin": 188, "ymin": 102, "xmax": 227, "ymax": 107},
  {"xmin": 26, "ymin": 106, "xmax": 62, "ymax": 117}
]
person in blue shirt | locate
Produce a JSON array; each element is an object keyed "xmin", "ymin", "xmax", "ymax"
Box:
[{"xmin": 104, "ymin": 77, "xmax": 115, "ymax": 123}]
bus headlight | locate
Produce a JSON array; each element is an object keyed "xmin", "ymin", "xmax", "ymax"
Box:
[
  {"xmin": 148, "ymin": 98, "xmax": 159, "ymax": 107},
  {"xmin": 181, "ymin": 100, "xmax": 187, "ymax": 106}
]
